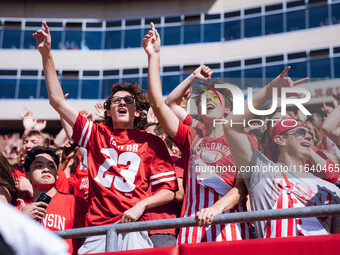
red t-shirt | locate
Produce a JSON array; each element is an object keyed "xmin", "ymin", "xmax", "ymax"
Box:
[
  {"xmin": 18, "ymin": 192, "xmax": 87, "ymax": 254},
  {"xmin": 72, "ymin": 114, "xmax": 178, "ymax": 227},
  {"xmin": 68, "ymin": 155, "xmax": 89, "ymax": 199}
]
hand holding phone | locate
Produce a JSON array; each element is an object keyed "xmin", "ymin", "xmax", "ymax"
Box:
[{"xmin": 35, "ymin": 192, "xmax": 51, "ymax": 209}]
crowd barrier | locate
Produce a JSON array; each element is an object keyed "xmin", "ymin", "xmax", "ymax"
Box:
[
  {"xmin": 89, "ymin": 234, "xmax": 340, "ymax": 255},
  {"xmin": 54, "ymin": 204, "xmax": 340, "ymax": 253}
]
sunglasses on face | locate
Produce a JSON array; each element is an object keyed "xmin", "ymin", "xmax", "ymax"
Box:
[
  {"xmin": 282, "ymin": 128, "xmax": 314, "ymax": 139},
  {"xmin": 112, "ymin": 96, "xmax": 135, "ymax": 105}
]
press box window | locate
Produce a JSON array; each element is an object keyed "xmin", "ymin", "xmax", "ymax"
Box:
[
  {"xmin": 244, "ymin": 17, "xmax": 262, "ymax": 38},
  {"xmin": 310, "ymin": 58, "xmax": 331, "ymax": 80},
  {"xmin": 184, "ymin": 24, "xmax": 201, "ymax": 44},
  {"xmin": 163, "ymin": 26, "xmax": 181, "ymax": 45},
  {"xmin": 0, "ymin": 79, "xmax": 17, "ymax": 98},
  {"xmin": 124, "ymin": 29, "xmax": 141, "ymax": 48},
  {"xmin": 265, "ymin": 13, "xmax": 283, "ymax": 35},
  {"xmin": 287, "ymin": 61, "xmax": 307, "ymax": 80},
  {"xmin": 105, "ymin": 30, "xmax": 122, "ymax": 49},
  {"xmin": 162, "ymin": 75, "xmax": 180, "ymax": 95},
  {"xmin": 81, "ymin": 80, "xmax": 100, "ymax": 99},
  {"xmin": 65, "ymin": 23, "xmax": 82, "ymax": 50},
  {"xmin": 18, "ymin": 79, "xmax": 38, "ymax": 99},
  {"xmin": 309, "ymin": 4, "xmax": 329, "ymax": 28},
  {"xmin": 287, "ymin": 10, "xmax": 306, "ymax": 31},
  {"xmin": 204, "ymin": 23, "xmax": 221, "ymax": 43},
  {"xmin": 224, "ymin": 20, "xmax": 241, "ymax": 41},
  {"xmin": 85, "ymin": 31, "xmax": 103, "ymax": 50},
  {"xmin": 102, "ymin": 78, "xmax": 119, "ymax": 98}
]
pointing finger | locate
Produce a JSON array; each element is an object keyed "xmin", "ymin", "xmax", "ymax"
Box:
[
  {"xmin": 42, "ymin": 21, "xmax": 50, "ymax": 35},
  {"xmin": 154, "ymin": 28, "xmax": 160, "ymax": 40},
  {"xmin": 279, "ymin": 66, "xmax": 291, "ymax": 79},
  {"xmin": 293, "ymin": 77, "xmax": 309, "ymax": 86},
  {"xmin": 150, "ymin": 22, "xmax": 155, "ymax": 34}
]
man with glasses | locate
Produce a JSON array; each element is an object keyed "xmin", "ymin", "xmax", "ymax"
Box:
[
  {"xmin": 33, "ymin": 22, "xmax": 178, "ymax": 253},
  {"xmin": 223, "ymin": 67, "xmax": 340, "ymax": 238}
]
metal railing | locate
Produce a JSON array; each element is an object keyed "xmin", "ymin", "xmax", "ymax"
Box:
[{"xmin": 55, "ymin": 204, "xmax": 340, "ymax": 252}]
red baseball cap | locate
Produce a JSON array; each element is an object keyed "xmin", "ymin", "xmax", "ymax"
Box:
[
  {"xmin": 271, "ymin": 118, "xmax": 310, "ymax": 144},
  {"xmin": 269, "ymin": 118, "xmax": 310, "ymax": 160}
]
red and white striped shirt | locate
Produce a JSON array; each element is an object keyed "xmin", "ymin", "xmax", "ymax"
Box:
[{"xmin": 173, "ymin": 118, "xmax": 252, "ymax": 243}]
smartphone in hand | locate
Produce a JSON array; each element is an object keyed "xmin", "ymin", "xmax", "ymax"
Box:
[{"xmin": 35, "ymin": 192, "xmax": 51, "ymax": 208}]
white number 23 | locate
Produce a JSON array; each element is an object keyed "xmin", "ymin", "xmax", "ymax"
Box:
[{"xmin": 94, "ymin": 148, "xmax": 141, "ymax": 192}]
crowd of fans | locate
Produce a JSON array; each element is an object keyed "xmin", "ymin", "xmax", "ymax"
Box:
[{"xmin": 0, "ymin": 22, "xmax": 340, "ymax": 254}]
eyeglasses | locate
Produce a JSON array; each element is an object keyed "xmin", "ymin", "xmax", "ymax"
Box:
[
  {"xmin": 112, "ymin": 96, "xmax": 135, "ymax": 105},
  {"xmin": 282, "ymin": 128, "xmax": 314, "ymax": 139}
]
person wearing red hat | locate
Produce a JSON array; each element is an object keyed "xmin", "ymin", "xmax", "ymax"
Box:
[
  {"xmin": 223, "ymin": 67, "xmax": 340, "ymax": 238},
  {"xmin": 268, "ymin": 118, "xmax": 311, "ymax": 163}
]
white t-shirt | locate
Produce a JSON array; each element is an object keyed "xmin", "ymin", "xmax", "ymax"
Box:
[
  {"xmin": 0, "ymin": 200, "xmax": 69, "ymax": 255},
  {"xmin": 241, "ymin": 149, "xmax": 340, "ymax": 238}
]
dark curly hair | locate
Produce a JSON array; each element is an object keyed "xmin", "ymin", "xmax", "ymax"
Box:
[
  {"xmin": 103, "ymin": 83, "xmax": 149, "ymax": 130},
  {"xmin": 24, "ymin": 146, "xmax": 60, "ymax": 172}
]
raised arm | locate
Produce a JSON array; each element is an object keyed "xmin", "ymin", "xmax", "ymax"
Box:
[
  {"xmin": 143, "ymin": 23, "xmax": 179, "ymax": 138},
  {"xmin": 33, "ymin": 22, "xmax": 78, "ymax": 128},
  {"xmin": 224, "ymin": 67, "xmax": 309, "ymax": 168},
  {"xmin": 164, "ymin": 65, "xmax": 213, "ymax": 122},
  {"xmin": 322, "ymin": 104, "xmax": 340, "ymax": 145}
]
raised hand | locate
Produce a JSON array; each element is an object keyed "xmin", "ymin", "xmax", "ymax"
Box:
[
  {"xmin": 94, "ymin": 102, "xmax": 105, "ymax": 119},
  {"xmin": 32, "ymin": 22, "xmax": 51, "ymax": 57},
  {"xmin": 61, "ymin": 141, "xmax": 79, "ymax": 163},
  {"xmin": 143, "ymin": 22, "xmax": 160, "ymax": 56},
  {"xmin": 21, "ymin": 109, "xmax": 36, "ymax": 131},
  {"xmin": 34, "ymin": 118, "xmax": 47, "ymax": 131},
  {"xmin": 193, "ymin": 65, "xmax": 213, "ymax": 82},
  {"xmin": 322, "ymin": 102, "xmax": 334, "ymax": 115},
  {"xmin": 79, "ymin": 110, "xmax": 93, "ymax": 121},
  {"xmin": 15, "ymin": 176, "xmax": 33, "ymax": 198},
  {"xmin": 332, "ymin": 93, "xmax": 339, "ymax": 108},
  {"xmin": 268, "ymin": 66, "xmax": 309, "ymax": 96},
  {"xmin": 147, "ymin": 107, "xmax": 158, "ymax": 124}
]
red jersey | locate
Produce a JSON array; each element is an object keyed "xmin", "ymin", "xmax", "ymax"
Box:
[
  {"xmin": 13, "ymin": 166, "xmax": 69, "ymax": 194},
  {"xmin": 68, "ymin": 155, "xmax": 89, "ymax": 199},
  {"xmin": 173, "ymin": 117, "xmax": 255, "ymax": 244},
  {"xmin": 146, "ymin": 155, "xmax": 184, "ymax": 236},
  {"xmin": 72, "ymin": 114, "xmax": 178, "ymax": 227}
]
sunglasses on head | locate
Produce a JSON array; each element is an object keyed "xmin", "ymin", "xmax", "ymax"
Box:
[
  {"xmin": 281, "ymin": 128, "xmax": 314, "ymax": 139},
  {"xmin": 112, "ymin": 96, "xmax": 135, "ymax": 104}
]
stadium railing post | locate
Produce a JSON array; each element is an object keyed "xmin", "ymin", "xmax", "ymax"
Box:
[{"xmin": 105, "ymin": 227, "xmax": 118, "ymax": 252}]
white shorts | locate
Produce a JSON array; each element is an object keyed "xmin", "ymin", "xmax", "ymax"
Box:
[{"xmin": 78, "ymin": 231, "xmax": 153, "ymax": 254}]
